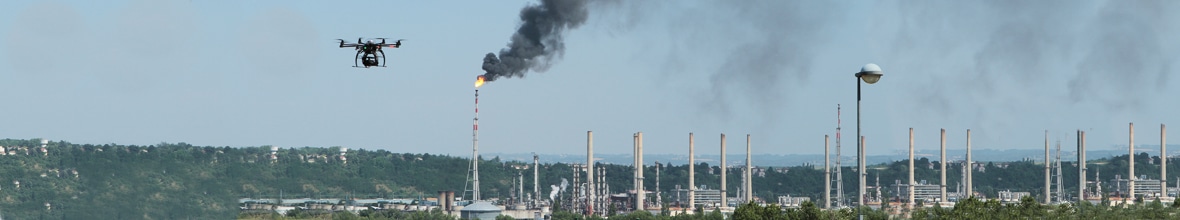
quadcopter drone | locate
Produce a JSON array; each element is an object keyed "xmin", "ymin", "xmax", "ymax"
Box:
[{"xmin": 337, "ymin": 38, "xmax": 403, "ymax": 68}]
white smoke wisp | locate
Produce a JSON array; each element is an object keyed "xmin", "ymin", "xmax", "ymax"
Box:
[
  {"xmin": 549, "ymin": 185, "xmax": 560, "ymax": 201},
  {"xmin": 560, "ymin": 178, "xmax": 569, "ymax": 192}
]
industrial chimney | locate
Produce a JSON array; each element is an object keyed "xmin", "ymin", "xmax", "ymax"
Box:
[
  {"xmin": 908, "ymin": 128, "xmax": 915, "ymax": 206},
  {"xmin": 534, "ymin": 153, "xmax": 540, "ymax": 206},
  {"xmin": 745, "ymin": 134, "xmax": 753, "ymax": 203},
  {"xmin": 1163, "ymin": 124, "xmax": 1168, "ymax": 196},
  {"xmin": 1130, "ymin": 123, "xmax": 1135, "ymax": 199},
  {"xmin": 1077, "ymin": 130, "xmax": 1086, "ymax": 202},
  {"xmin": 1044, "ymin": 130, "xmax": 1051, "ymax": 204},
  {"xmin": 587, "ymin": 131, "xmax": 595, "ymax": 215},
  {"xmin": 637, "ymin": 132, "xmax": 645, "ymax": 211},
  {"xmin": 688, "ymin": 132, "xmax": 695, "ymax": 210},
  {"xmin": 940, "ymin": 129, "xmax": 947, "ymax": 203},
  {"xmin": 721, "ymin": 133, "xmax": 728, "ymax": 208},
  {"xmin": 966, "ymin": 129, "xmax": 973, "ymax": 198},
  {"xmin": 824, "ymin": 135, "xmax": 830, "ymax": 209}
]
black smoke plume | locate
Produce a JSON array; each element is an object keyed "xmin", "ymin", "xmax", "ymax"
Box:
[{"xmin": 481, "ymin": 0, "xmax": 590, "ymax": 82}]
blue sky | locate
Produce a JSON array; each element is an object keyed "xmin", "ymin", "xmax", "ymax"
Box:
[{"xmin": 1, "ymin": 0, "xmax": 1177, "ymax": 158}]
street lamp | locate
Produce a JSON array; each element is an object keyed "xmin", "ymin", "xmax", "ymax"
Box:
[{"xmin": 855, "ymin": 63, "xmax": 883, "ymax": 219}]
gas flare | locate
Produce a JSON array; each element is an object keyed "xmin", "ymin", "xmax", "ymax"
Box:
[{"xmin": 474, "ymin": 75, "xmax": 486, "ymax": 88}]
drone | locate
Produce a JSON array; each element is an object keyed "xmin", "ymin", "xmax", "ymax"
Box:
[{"xmin": 337, "ymin": 38, "xmax": 403, "ymax": 68}]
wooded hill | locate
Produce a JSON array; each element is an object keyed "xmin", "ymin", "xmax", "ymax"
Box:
[{"xmin": 0, "ymin": 139, "xmax": 1166, "ymax": 219}]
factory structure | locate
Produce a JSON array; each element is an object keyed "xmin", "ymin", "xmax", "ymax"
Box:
[{"xmin": 233, "ymin": 122, "xmax": 1175, "ymax": 219}]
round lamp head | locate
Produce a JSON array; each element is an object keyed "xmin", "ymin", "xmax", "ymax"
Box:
[{"xmin": 857, "ymin": 63, "xmax": 884, "ymax": 84}]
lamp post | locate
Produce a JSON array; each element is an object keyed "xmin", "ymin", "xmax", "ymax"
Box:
[{"xmin": 855, "ymin": 63, "xmax": 883, "ymax": 220}]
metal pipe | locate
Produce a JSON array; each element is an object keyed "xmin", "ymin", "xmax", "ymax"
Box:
[{"xmin": 857, "ymin": 79, "xmax": 865, "ymax": 208}]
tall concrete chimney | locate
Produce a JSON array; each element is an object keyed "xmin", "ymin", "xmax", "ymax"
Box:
[
  {"xmin": 1163, "ymin": 124, "xmax": 1168, "ymax": 196},
  {"xmin": 633, "ymin": 133, "xmax": 639, "ymax": 210},
  {"xmin": 940, "ymin": 129, "xmax": 947, "ymax": 202},
  {"xmin": 908, "ymin": 128, "xmax": 915, "ymax": 206},
  {"xmin": 1044, "ymin": 130, "xmax": 1051, "ymax": 204},
  {"xmin": 824, "ymin": 135, "xmax": 831, "ymax": 209},
  {"xmin": 439, "ymin": 191, "xmax": 447, "ymax": 210},
  {"xmin": 721, "ymin": 133, "xmax": 728, "ymax": 208},
  {"xmin": 688, "ymin": 133, "xmax": 695, "ymax": 210},
  {"xmin": 966, "ymin": 129, "xmax": 972, "ymax": 198},
  {"xmin": 638, "ymin": 132, "xmax": 645, "ymax": 211},
  {"xmin": 746, "ymin": 134, "xmax": 753, "ymax": 202},
  {"xmin": 1130, "ymin": 123, "xmax": 1135, "ymax": 199},
  {"xmin": 587, "ymin": 131, "xmax": 595, "ymax": 215}
]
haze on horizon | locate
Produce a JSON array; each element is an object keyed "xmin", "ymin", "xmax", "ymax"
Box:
[{"xmin": 1, "ymin": 0, "xmax": 1177, "ymax": 157}]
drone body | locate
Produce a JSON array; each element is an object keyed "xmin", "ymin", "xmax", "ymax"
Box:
[{"xmin": 337, "ymin": 38, "xmax": 403, "ymax": 68}]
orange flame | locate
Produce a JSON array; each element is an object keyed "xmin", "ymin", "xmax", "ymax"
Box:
[{"xmin": 474, "ymin": 75, "xmax": 486, "ymax": 88}]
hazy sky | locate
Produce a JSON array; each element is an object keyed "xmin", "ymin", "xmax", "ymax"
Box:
[{"xmin": 2, "ymin": 0, "xmax": 1177, "ymax": 158}]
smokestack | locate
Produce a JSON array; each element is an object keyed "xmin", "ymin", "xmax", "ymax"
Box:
[
  {"xmin": 746, "ymin": 134, "xmax": 753, "ymax": 203},
  {"xmin": 835, "ymin": 104, "xmax": 844, "ymax": 207},
  {"xmin": 824, "ymin": 135, "xmax": 830, "ymax": 209},
  {"xmin": 534, "ymin": 153, "xmax": 540, "ymax": 206},
  {"xmin": 1078, "ymin": 130, "xmax": 1086, "ymax": 202},
  {"xmin": 1130, "ymin": 123, "xmax": 1135, "ymax": 199},
  {"xmin": 587, "ymin": 131, "xmax": 594, "ymax": 215},
  {"xmin": 1045, "ymin": 130, "xmax": 1051, "ymax": 204},
  {"xmin": 472, "ymin": 89, "xmax": 481, "ymax": 201},
  {"xmin": 480, "ymin": 0, "xmax": 591, "ymax": 82},
  {"xmin": 448, "ymin": 191, "xmax": 455, "ymax": 212},
  {"xmin": 721, "ymin": 133, "xmax": 728, "ymax": 208},
  {"xmin": 908, "ymin": 128, "xmax": 915, "ymax": 206},
  {"xmin": 1163, "ymin": 124, "xmax": 1168, "ymax": 195},
  {"xmin": 634, "ymin": 133, "xmax": 639, "ymax": 210},
  {"xmin": 638, "ymin": 132, "xmax": 645, "ymax": 211},
  {"xmin": 966, "ymin": 129, "xmax": 972, "ymax": 198},
  {"xmin": 940, "ymin": 128, "xmax": 947, "ymax": 202},
  {"xmin": 689, "ymin": 133, "xmax": 695, "ymax": 210},
  {"xmin": 439, "ymin": 191, "xmax": 447, "ymax": 210}
]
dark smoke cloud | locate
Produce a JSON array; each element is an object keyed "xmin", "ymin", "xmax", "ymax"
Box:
[
  {"xmin": 597, "ymin": 1, "xmax": 844, "ymax": 123},
  {"xmin": 876, "ymin": 0, "xmax": 1180, "ymax": 145},
  {"xmin": 481, "ymin": 0, "xmax": 591, "ymax": 82}
]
